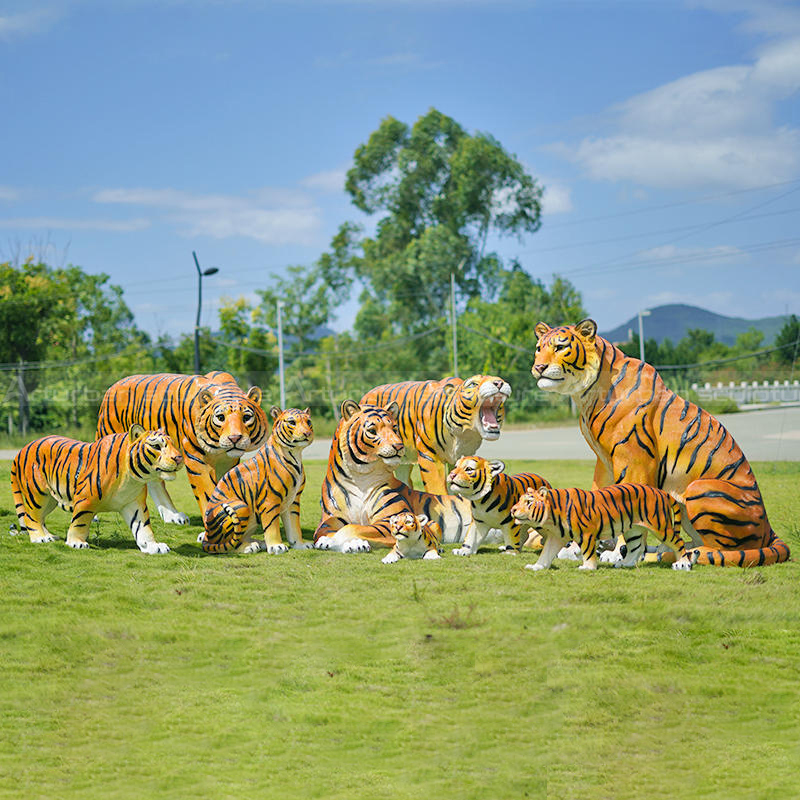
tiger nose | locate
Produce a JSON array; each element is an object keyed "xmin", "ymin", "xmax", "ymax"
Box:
[
  {"xmin": 533, "ymin": 364, "xmax": 546, "ymax": 376},
  {"xmin": 228, "ymin": 434, "xmax": 243, "ymax": 444},
  {"xmin": 174, "ymin": 453, "xmax": 184, "ymax": 464}
]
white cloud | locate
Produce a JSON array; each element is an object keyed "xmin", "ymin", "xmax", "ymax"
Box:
[
  {"xmin": 0, "ymin": 9, "xmax": 58, "ymax": 39},
  {"xmin": 300, "ymin": 168, "xmax": 348, "ymax": 194},
  {"xmin": 0, "ymin": 216, "xmax": 150, "ymax": 232},
  {"xmin": 558, "ymin": 33, "xmax": 800, "ymax": 189},
  {"xmin": 93, "ymin": 187, "xmax": 322, "ymax": 245},
  {"xmin": 0, "ymin": 186, "xmax": 18, "ymax": 201},
  {"xmin": 541, "ymin": 181, "xmax": 572, "ymax": 215}
]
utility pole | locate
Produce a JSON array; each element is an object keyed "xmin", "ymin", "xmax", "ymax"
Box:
[
  {"xmin": 193, "ymin": 251, "xmax": 219, "ymax": 374},
  {"xmin": 277, "ymin": 300, "xmax": 286, "ymax": 409},
  {"xmin": 450, "ymin": 271, "xmax": 458, "ymax": 378},
  {"xmin": 638, "ymin": 309, "xmax": 651, "ymax": 363}
]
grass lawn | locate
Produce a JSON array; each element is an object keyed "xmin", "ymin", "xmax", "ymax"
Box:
[{"xmin": 1, "ymin": 457, "xmax": 799, "ymax": 799}]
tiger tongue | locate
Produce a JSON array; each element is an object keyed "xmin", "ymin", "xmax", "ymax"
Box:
[{"xmin": 481, "ymin": 405, "xmax": 499, "ymax": 432}]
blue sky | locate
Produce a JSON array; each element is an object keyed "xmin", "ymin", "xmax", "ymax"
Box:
[{"xmin": 2, "ymin": 0, "xmax": 799, "ymax": 342}]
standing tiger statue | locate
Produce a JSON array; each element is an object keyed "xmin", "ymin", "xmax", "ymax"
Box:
[
  {"xmin": 96, "ymin": 371, "xmax": 268, "ymax": 524},
  {"xmin": 10, "ymin": 425, "xmax": 183, "ymax": 553},
  {"xmin": 360, "ymin": 374, "xmax": 511, "ymax": 494},
  {"xmin": 446, "ymin": 456, "xmax": 551, "ymax": 555},
  {"xmin": 201, "ymin": 407, "xmax": 313, "ymax": 554},
  {"xmin": 532, "ymin": 318, "xmax": 790, "ymax": 567},
  {"xmin": 314, "ymin": 400, "xmax": 474, "ymax": 554},
  {"xmin": 511, "ymin": 484, "xmax": 695, "ymax": 572}
]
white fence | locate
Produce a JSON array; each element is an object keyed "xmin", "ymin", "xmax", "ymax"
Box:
[{"xmin": 692, "ymin": 380, "xmax": 800, "ymax": 405}]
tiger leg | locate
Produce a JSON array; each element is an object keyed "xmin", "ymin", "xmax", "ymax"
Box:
[
  {"xmin": 416, "ymin": 448, "xmax": 448, "ymax": 495},
  {"xmin": 22, "ymin": 493, "xmax": 59, "ymax": 544},
  {"xmin": 617, "ymin": 525, "xmax": 649, "ymax": 568},
  {"xmin": 202, "ymin": 500, "xmax": 250, "ymax": 553},
  {"xmin": 260, "ymin": 507, "xmax": 288, "ymax": 555},
  {"xmin": 120, "ymin": 489, "xmax": 170, "ymax": 554},
  {"xmin": 281, "ymin": 499, "xmax": 312, "ymax": 550},
  {"xmin": 525, "ymin": 531, "xmax": 567, "ymax": 571},
  {"xmin": 498, "ymin": 522, "xmax": 525, "ymax": 554},
  {"xmin": 453, "ymin": 521, "xmax": 488, "ymax": 557},
  {"xmin": 185, "ymin": 457, "xmax": 221, "ymax": 519},
  {"xmin": 149, "ymin": 479, "xmax": 190, "ymax": 526},
  {"xmin": 576, "ymin": 530, "xmax": 599, "ymax": 571},
  {"xmin": 66, "ymin": 499, "xmax": 98, "ymax": 549},
  {"xmin": 316, "ymin": 520, "xmax": 396, "ymax": 553}
]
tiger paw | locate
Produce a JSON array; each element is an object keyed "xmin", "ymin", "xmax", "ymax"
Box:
[
  {"xmin": 141, "ymin": 541, "xmax": 170, "ymax": 554},
  {"xmin": 672, "ymin": 555, "xmax": 694, "ymax": 571},
  {"xmin": 66, "ymin": 540, "xmax": 89, "ymax": 549},
  {"xmin": 30, "ymin": 533, "xmax": 56, "ymax": 543},
  {"xmin": 453, "ymin": 546, "xmax": 472, "ymax": 557},
  {"xmin": 266, "ymin": 543, "xmax": 289, "ymax": 555},
  {"xmin": 159, "ymin": 509, "xmax": 190, "ymax": 525},
  {"xmin": 499, "ymin": 545, "xmax": 518, "ymax": 555},
  {"xmin": 381, "ymin": 550, "xmax": 401, "ymax": 564},
  {"xmin": 196, "ymin": 532, "xmax": 206, "ymax": 543},
  {"xmin": 525, "ymin": 562, "xmax": 548, "ymax": 571},
  {"xmin": 242, "ymin": 541, "xmax": 266, "ymax": 554},
  {"xmin": 291, "ymin": 541, "xmax": 314, "ymax": 550},
  {"xmin": 314, "ymin": 536, "xmax": 334, "ymax": 550},
  {"xmin": 557, "ymin": 542, "xmax": 581, "ymax": 561},
  {"xmin": 599, "ymin": 549, "xmax": 623, "ymax": 565},
  {"xmin": 342, "ymin": 538, "xmax": 370, "ymax": 554},
  {"xmin": 422, "ymin": 549, "xmax": 442, "ymax": 560}
]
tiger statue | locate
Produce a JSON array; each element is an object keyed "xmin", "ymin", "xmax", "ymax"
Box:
[
  {"xmin": 314, "ymin": 400, "xmax": 475, "ymax": 554},
  {"xmin": 532, "ymin": 319, "xmax": 790, "ymax": 567},
  {"xmin": 446, "ymin": 456, "xmax": 551, "ymax": 556},
  {"xmin": 360, "ymin": 374, "xmax": 511, "ymax": 494},
  {"xmin": 10, "ymin": 425, "xmax": 183, "ymax": 553},
  {"xmin": 511, "ymin": 484, "xmax": 695, "ymax": 572},
  {"xmin": 201, "ymin": 407, "xmax": 313, "ymax": 554},
  {"xmin": 96, "ymin": 371, "xmax": 268, "ymax": 524},
  {"xmin": 381, "ymin": 512, "xmax": 441, "ymax": 564}
]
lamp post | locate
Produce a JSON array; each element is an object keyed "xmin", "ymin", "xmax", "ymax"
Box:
[
  {"xmin": 638, "ymin": 308, "xmax": 651, "ymax": 363},
  {"xmin": 193, "ymin": 251, "xmax": 219, "ymax": 374}
]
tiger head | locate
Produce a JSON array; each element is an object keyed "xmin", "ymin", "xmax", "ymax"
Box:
[
  {"xmin": 447, "ymin": 456, "xmax": 506, "ymax": 500},
  {"xmin": 339, "ymin": 399, "xmax": 404, "ymax": 471},
  {"xmin": 194, "ymin": 384, "xmax": 268, "ymax": 457},
  {"xmin": 388, "ymin": 512, "xmax": 431, "ymax": 558},
  {"xmin": 128, "ymin": 425, "xmax": 184, "ymax": 482},
  {"xmin": 532, "ymin": 319, "xmax": 600, "ymax": 396},
  {"xmin": 511, "ymin": 486, "xmax": 551, "ymax": 527},
  {"xmin": 270, "ymin": 406, "xmax": 314, "ymax": 451},
  {"xmin": 448, "ymin": 374, "xmax": 511, "ymax": 441}
]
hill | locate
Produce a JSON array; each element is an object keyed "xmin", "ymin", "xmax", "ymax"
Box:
[{"xmin": 599, "ymin": 304, "xmax": 790, "ymax": 347}]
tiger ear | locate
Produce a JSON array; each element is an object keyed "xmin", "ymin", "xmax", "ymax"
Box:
[
  {"xmin": 269, "ymin": 405, "xmax": 281, "ymax": 420},
  {"xmin": 303, "ymin": 407, "xmax": 310, "ymax": 415},
  {"xmin": 534, "ymin": 322, "xmax": 551, "ymax": 339},
  {"xmin": 416, "ymin": 514, "xmax": 429, "ymax": 528},
  {"xmin": 247, "ymin": 386, "xmax": 263, "ymax": 405},
  {"xmin": 385, "ymin": 401, "xmax": 400, "ymax": 420},
  {"xmin": 489, "ymin": 460, "xmax": 505, "ymax": 477},
  {"xmin": 341, "ymin": 399, "xmax": 360, "ymax": 420},
  {"xmin": 575, "ymin": 319, "xmax": 597, "ymax": 342},
  {"xmin": 197, "ymin": 389, "xmax": 214, "ymax": 408},
  {"xmin": 537, "ymin": 486, "xmax": 549, "ymax": 498},
  {"xmin": 128, "ymin": 423, "xmax": 146, "ymax": 442}
]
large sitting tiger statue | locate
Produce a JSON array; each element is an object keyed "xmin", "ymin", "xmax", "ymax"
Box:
[
  {"xmin": 96, "ymin": 371, "xmax": 268, "ymax": 524},
  {"xmin": 314, "ymin": 400, "xmax": 475, "ymax": 554},
  {"xmin": 10, "ymin": 425, "xmax": 183, "ymax": 553},
  {"xmin": 201, "ymin": 407, "xmax": 313, "ymax": 554},
  {"xmin": 532, "ymin": 318, "xmax": 790, "ymax": 567},
  {"xmin": 360, "ymin": 374, "xmax": 511, "ymax": 494}
]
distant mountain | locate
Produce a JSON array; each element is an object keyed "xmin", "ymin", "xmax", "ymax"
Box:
[{"xmin": 599, "ymin": 304, "xmax": 790, "ymax": 347}]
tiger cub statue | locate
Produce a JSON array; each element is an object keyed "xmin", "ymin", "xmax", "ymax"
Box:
[
  {"xmin": 381, "ymin": 512, "xmax": 442, "ymax": 564},
  {"xmin": 511, "ymin": 484, "xmax": 695, "ymax": 572},
  {"xmin": 360, "ymin": 374, "xmax": 511, "ymax": 494},
  {"xmin": 10, "ymin": 425, "xmax": 183, "ymax": 553},
  {"xmin": 96, "ymin": 371, "xmax": 268, "ymax": 524},
  {"xmin": 532, "ymin": 319, "xmax": 790, "ymax": 567},
  {"xmin": 201, "ymin": 407, "xmax": 313, "ymax": 554},
  {"xmin": 446, "ymin": 456, "xmax": 551, "ymax": 556},
  {"xmin": 314, "ymin": 400, "xmax": 476, "ymax": 554}
]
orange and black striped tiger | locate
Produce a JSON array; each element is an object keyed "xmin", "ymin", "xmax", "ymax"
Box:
[
  {"xmin": 201, "ymin": 407, "xmax": 313, "ymax": 554},
  {"xmin": 381, "ymin": 512, "xmax": 441, "ymax": 564},
  {"xmin": 360, "ymin": 375, "xmax": 511, "ymax": 495},
  {"xmin": 446, "ymin": 456, "xmax": 551, "ymax": 555},
  {"xmin": 96, "ymin": 371, "xmax": 268, "ymax": 524},
  {"xmin": 511, "ymin": 484, "xmax": 693, "ymax": 571},
  {"xmin": 314, "ymin": 400, "xmax": 474, "ymax": 554},
  {"xmin": 532, "ymin": 319, "xmax": 790, "ymax": 567},
  {"xmin": 10, "ymin": 425, "xmax": 183, "ymax": 552}
]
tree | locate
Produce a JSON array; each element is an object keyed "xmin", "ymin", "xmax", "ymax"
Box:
[
  {"xmin": 334, "ymin": 108, "xmax": 544, "ymax": 343},
  {"xmin": 774, "ymin": 314, "xmax": 800, "ymax": 366}
]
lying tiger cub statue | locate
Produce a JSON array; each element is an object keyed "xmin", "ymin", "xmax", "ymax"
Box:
[
  {"xmin": 314, "ymin": 400, "xmax": 475, "ymax": 554},
  {"xmin": 201, "ymin": 407, "xmax": 313, "ymax": 554},
  {"xmin": 360, "ymin": 374, "xmax": 511, "ymax": 494},
  {"xmin": 447, "ymin": 456, "xmax": 551, "ymax": 555},
  {"xmin": 10, "ymin": 425, "xmax": 183, "ymax": 553},
  {"xmin": 512, "ymin": 484, "xmax": 695, "ymax": 571},
  {"xmin": 533, "ymin": 319, "xmax": 790, "ymax": 567},
  {"xmin": 381, "ymin": 512, "xmax": 441, "ymax": 564}
]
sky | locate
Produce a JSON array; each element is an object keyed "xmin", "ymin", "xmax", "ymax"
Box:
[{"xmin": 1, "ymin": 0, "xmax": 799, "ymax": 343}]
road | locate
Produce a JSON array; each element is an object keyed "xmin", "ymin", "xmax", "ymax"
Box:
[{"xmin": 2, "ymin": 406, "xmax": 798, "ymax": 463}]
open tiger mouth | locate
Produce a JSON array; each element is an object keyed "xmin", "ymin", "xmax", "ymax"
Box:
[{"xmin": 479, "ymin": 396, "xmax": 504, "ymax": 438}]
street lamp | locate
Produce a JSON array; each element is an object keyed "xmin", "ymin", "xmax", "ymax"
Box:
[
  {"xmin": 193, "ymin": 251, "xmax": 219, "ymax": 374},
  {"xmin": 638, "ymin": 308, "xmax": 651, "ymax": 363}
]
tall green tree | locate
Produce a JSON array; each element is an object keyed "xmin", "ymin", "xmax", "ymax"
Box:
[{"xmin": 774, "ymin": 314, "xmax": 800, "ymax": 366}]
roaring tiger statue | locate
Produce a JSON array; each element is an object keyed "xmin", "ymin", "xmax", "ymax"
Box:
[
  {"xmin": 314, "ymin": 400, "xmax": 475, "ymax": 554},
  {"xmin": 201, "ymin": 407, "xmax": 313, "ymax": 554},
  {"xmin": 360, "ymin": 374, "xmax": 511, "ymax": 494},
  {"xmin": 446, "ymin": 456, "xmax": 551, "ymax": 555},
  {"xmin": 532, "ymin": 318, "xmax": 790, "ymax": 567},
  {"xmin": 512, "ymin": 484, "xmax": 694, "ymax": 572},
  {"xmin": 96, "ymin": 371, "xmax": 268, "ymax": 524},
  {"xmin": 10, "ymin": 425, "xmax": 183, "ymax": 553}
]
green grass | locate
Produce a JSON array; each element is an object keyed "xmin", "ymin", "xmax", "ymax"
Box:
[{"xmin": 1, "ymin": 458, "xmax": 800, "ymax": 799}]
